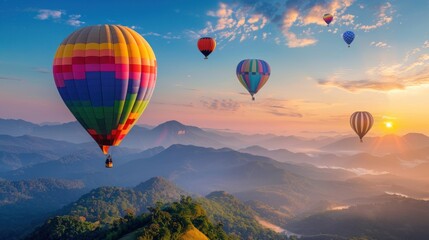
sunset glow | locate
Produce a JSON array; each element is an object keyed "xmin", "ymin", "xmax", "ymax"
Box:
[
  {"xmin": 1, "ymin": 1, "xmax": 429, "ymax": 136},
  {"xmin": 385, "ymin": 122, "xmax": 393, "ymax": 129}
]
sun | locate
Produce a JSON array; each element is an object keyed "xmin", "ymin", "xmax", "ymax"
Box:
[{"xmin": 384, "ymin": 122, "xmax": 393, "ymax": 129}]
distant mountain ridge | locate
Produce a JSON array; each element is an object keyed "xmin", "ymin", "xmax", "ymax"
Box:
[
  {"xmin": 287, "ymin": 194, "xmax": 429, "ymax": 240},
  {"xmin": 0, "ymin": 118, "xmax": 345, "ymax": 151},
  {"xmin": 322, "ymin": 133, "xmax": 429, "ymax": 154}
]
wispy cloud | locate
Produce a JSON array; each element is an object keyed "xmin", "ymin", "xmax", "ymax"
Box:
[
  {"xmin": 318, "ymin": 41, "xmax": 429, "ymax": 92},
  {"xmin": 66, "ymin": 14, "xmax": 85, "ymax": 27},
  {"xmin": 318, "ymin": 166, "xmax": 389, "ymax": 175},
  {"xmin": 423, "ymin": 40, "xmax": 429, "ymax": 49},
  {"xmin": 282, "ymin": 9, "xmax": 317, "ymax": 47},
  {"xmin": 0, "ymin": 76, "xmax": 24, "ymax": 81},
  {"xmin": 194, "ymin": 0, "xmax": 394, "ymax": 48},
  {"xmin": 201, "ymin": 98, "xmax": 241, "ymax": 111},
  {"xmin": 265, "ymin": 102, "xmax": 303, "ymax": 117},
  {"xmin": 318, "ymin": 79, "xmax": 405, "ymax": 91},
  {"xmin": 35, "ymin": 9, "xmax": 64, "ymax": 20},
  {"xmin": 275, "ymin": 0, "xmax": 353, "ymax": 47},
  {"xmin": 34, "ymin": 68, "xmax": 50, "ymax": 74},
  {"xmin": 356, "ymin": 2, "xmax": 394, "ymax": 31},
  {"xmin": 143, "ymin": 32, "xmax": 181, "ymax": 40},
  {"xmin": 193, "ymin": 2, "xmax": 268, "ymax": 44},
  {"xmin": 339, "ymin": 14, "xmax": 355, "ymax": 26},
  {"xmin": 268, "ymin": 110, "xmax": 303, "ymax": 117},
  {"xmin": 34, "ymin": 9, "xmax": 84, "ymax": 27},
  {"xmin": 370, "ymin": 41, "xmax": 391, "ymax": 48}
]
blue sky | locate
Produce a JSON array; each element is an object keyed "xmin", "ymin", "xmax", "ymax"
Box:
[{"xmin": 1, "ymin": 0, "xmax": 429, "ymax": 135}]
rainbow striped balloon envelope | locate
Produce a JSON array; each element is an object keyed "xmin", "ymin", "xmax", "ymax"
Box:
[
  {"xmin": 52, "ymin": 25, "xmax": 157, "ymax": 154},
  {"xmin": 236, "ymin": 59, "xmax": 271, "ymax": 101}
]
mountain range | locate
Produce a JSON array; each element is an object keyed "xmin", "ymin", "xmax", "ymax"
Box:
[{"xmin": 2, "ymin": 118, "xmax": 429, "ymax": 239}]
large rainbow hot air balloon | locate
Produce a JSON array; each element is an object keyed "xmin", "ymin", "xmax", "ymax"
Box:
[
  {"xmin": 350, "ymin": 111, "xmax": 374, "ymax": 142},
  {"xmin": 197, "ymin": 37, "xmax": 216, "ymax": 59},
  {"xmin": 323, "ymin": 13, "xmax": 333, "ymax": 26},
  {"xmin": 52, "ymin": 25, "xmax": 157, "ymax": 157},
  {"xmin": 236, "ymin": 59, "xmax": 271, "ymax": 101}
]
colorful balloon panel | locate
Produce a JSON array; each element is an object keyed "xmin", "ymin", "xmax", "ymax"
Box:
[
  {"xmin": 197, "ymin": 37, "xmax": 216, "ymax": 59},
  {"xmin": 323, "ymin": 13, "xmax": 333, "ymax": 25},
  {"xmin": 236, "ymin": 59, "xmax": 270, "ymax": 100},
  {"xmin": 53, "ymin": 25, "xmax": 157, "ymax": 154},
  {"xmin": 343, "ymin": 31, "xmax": 355, "ymax": 47},
  {"xmin": 350, "ymin": 111, "xmax": 374, "ymax": 142}
]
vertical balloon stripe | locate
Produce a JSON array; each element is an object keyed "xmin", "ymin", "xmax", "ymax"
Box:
[{"xmin": 71, "ymin": 28, "xmax": 95, "ymax": 132}]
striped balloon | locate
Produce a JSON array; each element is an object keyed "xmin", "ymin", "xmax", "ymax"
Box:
[
  {"xmin": 343, "ymin": 31, "xmax": 355, "ymax": 47},
  {"xmin": 236, "ymin": 59, "xmax": 271, "ymax": 101},
  {"xmin": 53, "ymin": 25, "xmax": 157, "ymax": 154},
  {"xmin": 323, "ymin": 13, "xmax": 333, "ymax": 26},
  {"xmin": 350, "ymin": 111, "xmax": 374, "ymax": 142},
  {"xmin": 197, "ymin": 37, "xmax": 216, "ymax": 59}
]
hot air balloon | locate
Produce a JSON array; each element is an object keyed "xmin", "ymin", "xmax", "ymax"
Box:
[
  {"xmin": 350, "ymin": 111, "xmax": 374, "ymax": 142},
  {"xmin": 236, "ymin": 59, "xmax": 271, "ymax": 101},
  {"xmin": 343, "ymin": 31, "xmax": 355, "ymax": 47},
  {"xmin": 52, "ymin": 25, "xmax": 157, "ymax": 165},
  {"xmin": 197, "ymin": 37, "xmax": 216, "ymax": 59},
  {"xmin": 323, "ymin": 13, "xmax": 333, "ymax": 26}
]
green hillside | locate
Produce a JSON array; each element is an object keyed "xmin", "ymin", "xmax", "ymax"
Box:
[
  {"xmin": 27, "ymin": 196, "xmax": 229, "ymax": 240},
  {"xmin": 26, "ymin": 177, "xmax": 289, "ymax": 239}
]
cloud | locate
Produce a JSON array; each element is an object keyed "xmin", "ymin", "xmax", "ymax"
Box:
[
  {"xmin": 318, "ymin": 47, "xmax": 429, "ymax": 92},
  {"xmin": 196, "ymin": 2, "xmax": 269, "ymax": 44},
  {"xmin": 66, "ymin": 14, "xmax": 84, "ymax": 27},
  {"xmin": 382, "ymin": 115, "xmax": 397, "ymax": 120},
  {"xmin": 282, "ymin": 9, "xmax": 317, "ymax": 47},
  {"xmin": 357, "ymin": 2, "xmax": 393, "ymax": 31},
  {"xmin": 318, "ymin": 79, "xmax": 405, "ymax": 91},
  {"xmin": 423, "ymin": 40, "xmax": 429, "ymax": 49},
  {"xmin": 35, "ymin": 9, "xmax": 64, "ymax": 20},
  {"xmin": 370, "ymin": 41, "xmax": 391, "ymax": 48},
  {"xmin": 298, "ymin": 0, "xmax": 354, "ymax": 26},
  {"xmin": 0, "ymin": 76, "xmax": 24, "ymax": 81},
  {"xmin": 34, "ymin": 9, "xmax": 84, "ymax": 27},
  {"xmin": 318, "ymin": 166, "xmax": 389, "ymax": 175},
  {"xmin": 201, "ymin": 99, "xmax": 241, "ymax": 111},
  {"xmin": 265, "ymin": 103, "xmax": 303, "ymax": 117},
  {"xmin": 268, "ymin": 110, "xmax": 303, "ymax": 117},
  {"xmin": 152, "ymin": 101, "xmax": 194, "ymax": 108},
  {"xmin": 194, "ymin": 1, "xmax": 393, "ymax": 47},
  {"xmin": 34, "ymin": 68, "xmax": 50, "ymax": 74},
  {"xmin": 143, "ymin": 32, "xmax": 181, "ymax": 40},
  {"xmin": 340, "ymin": 14, "xmax": 355, "ymax": 26},
  {"xmin": 198, "ymin": 0, "xmax": 355, "ymax": 47},
  {"xmin": 129, "ymin": 25, "xmax": 142, "ymax": 30}
]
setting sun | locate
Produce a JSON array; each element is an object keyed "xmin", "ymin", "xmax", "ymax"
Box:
[{"xmin": 385, "ymin": 122, "xmax": 393, "ymax": 128}]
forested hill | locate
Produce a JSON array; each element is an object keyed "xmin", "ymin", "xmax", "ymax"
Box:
[
  {"xmin": 26, "ymin": 177, "xmax": 290, "ymax": 240},
  {"xmin": 27, "ymin": 196, "xmax": 227, "ymax": 240}
]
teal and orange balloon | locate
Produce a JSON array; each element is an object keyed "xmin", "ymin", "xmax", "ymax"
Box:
[
  {"xmin": 236, "ymin": 59, "xmax": 271, "ymax": 101},
  {"xmin": 323, "ymin": 13, "xmax": 333, "ymax": 26},
  {"xmin": 52, "ymin": 25, "xmax": 157, "ymax": 155}
]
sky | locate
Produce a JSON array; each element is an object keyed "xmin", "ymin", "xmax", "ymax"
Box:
[{"xmin": 1, "ymin": 0, "xmax": 429, "ymax": 136}]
